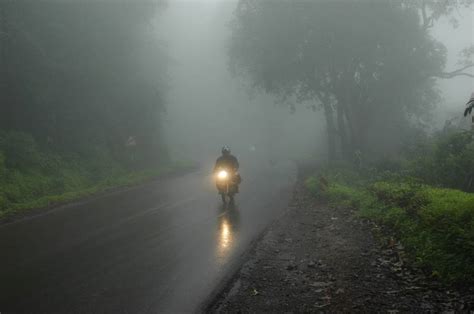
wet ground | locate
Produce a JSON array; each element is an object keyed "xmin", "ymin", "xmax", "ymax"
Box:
[
  {"xmin": 0, "ymin": 159, "xmax": 296, "ymax": 313},
  {"xmin": 210, "ymin": 181, "xmax": 474, "ymax": 313}
]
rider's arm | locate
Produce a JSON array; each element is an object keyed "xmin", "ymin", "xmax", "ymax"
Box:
[{"xmin": 214, "ymin": 158, "xmax": 221, "ymax": 172}]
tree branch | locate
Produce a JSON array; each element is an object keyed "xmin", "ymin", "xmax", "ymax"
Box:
[
  {"xmin": 432, "ymin": 64, "xmax": 474, "ymax": 79},
  {"xmin": 420, "ymin": 0, "xmax": 435, "ymax": 30},
  {"xmin": 464, "ymin": 98, "xmax": 474, "ymax": 116}
]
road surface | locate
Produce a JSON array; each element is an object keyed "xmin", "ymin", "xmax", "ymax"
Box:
[{"xmin": 0, "ymin": 157, "xmax": 296, "ymax": 313}]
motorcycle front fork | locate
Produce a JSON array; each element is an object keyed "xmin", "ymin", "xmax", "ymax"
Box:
[{"xmin": 220, "ymin": 183, "xmax": 235, "ymax": 204}]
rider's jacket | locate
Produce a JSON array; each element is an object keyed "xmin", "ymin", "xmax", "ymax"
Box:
[{"xmin": 214, "ymin": 154, "xmax": 239, "ymax": 172}]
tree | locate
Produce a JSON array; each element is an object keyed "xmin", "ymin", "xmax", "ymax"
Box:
[
  {"xmin": 464, "ymin": 93, "xmax": 474, "ymax": 116},
  {"xmin": 229, "ymin": 0, "xmax": 449, "ymax": 160},
  {"xmin": 408, "ymin": 0, "xmax": 474, "ymax": 79},
  {"xmin": 0, "ymin": 0, "xmax": 169, "ymax": 166}
]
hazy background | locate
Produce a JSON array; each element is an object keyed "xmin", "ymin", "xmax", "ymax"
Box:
[
  {"xmin": 432, "ymin": 6, "xmax": 473, "ymax": 126},
  {"xmin": 0, "ymin": 0, "xmax": 472, "ymax": 213},
  {"xmin": 159, "ymin": 0, "xmax": 473, "ymax": 163},
  {"xmin": 159, "ymin": 0, "xmax": 324, "ymax": 164}
]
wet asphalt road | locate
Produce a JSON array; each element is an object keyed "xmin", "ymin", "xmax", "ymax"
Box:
[{"xmin": 0, "ymin": 158, "xmax": 296, "ymax": 313}]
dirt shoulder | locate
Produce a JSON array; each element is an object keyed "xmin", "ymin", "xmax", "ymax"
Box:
[{"xmin": 208, "ymin": 180, "xmax": 474, "ymax": 312}]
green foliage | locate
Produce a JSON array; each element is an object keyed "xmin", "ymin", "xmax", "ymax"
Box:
[
  {"xmin": 305, "ymin": 169, "xmax": 474, "ymax": 283},
  {"xmin": 0, "ymin": 132, "xmax": 42, "ymax": 169},
  {"xmin": 0, "ymin": 152, "xmax": 5, "ymax": 177},
  {"xmin": 370, "ymin": 181, "xmax": 426, "ymax": 209},
  {"xmin": 304, "ymin": 177, "xmax": 320, "ymax": 195},
  {"xmin": 325, "ymin": 183, "xmax": 356, "ymax": 204},
  {"xmin": 0, "ymin": 131, "xmax": 185, "ymax": 219},
  {"xmin": 0, "ymin": 2, "xmax": 173, "ymax": 217},
  {"xmin": 311, "ymin": 130, "xmax": 474, "ymax": 281},
  {"xmin": 306, "ymin": 176, "xmax": 378, "ymax": 213},
  {"xmin": 406, "ymin": 130, "xmax": 474, "ymax": 192},
  {"xmin": 369, "ymin": 183, "xmax": 474, "ymax": 282},
  {"xmin": 0, "ymin": 2, "xmax": 169, "ymax": 166},
  {"xmin": 0, "ymin": 162, "xmax": 179, "ymax": 219}
]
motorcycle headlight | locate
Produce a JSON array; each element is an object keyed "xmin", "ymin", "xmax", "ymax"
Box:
[{"xmin": 217, "ymin": 170, "xmax": 228, "ymax": 180}]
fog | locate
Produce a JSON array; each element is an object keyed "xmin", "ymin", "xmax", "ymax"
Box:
[
  {"xmin": 159, "ymin": 0, "xmax": 324, "ymax": 163},
  {"xmin": 1, "ymin": 1, "xmax": 474, "ymax": 312},
  {"xmin": 434, "ymin": 8, "xmax": 473, "ymax": 106},
  {"xmin": 157, "ymin": 0, "xmax": 473, "ymax": 163},
  {"xmin": 1, "ymin": 0, "xmax": 472, "ymax": 170}
]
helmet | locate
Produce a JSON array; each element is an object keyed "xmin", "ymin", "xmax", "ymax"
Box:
[{"xmin": 222, "ymin": 145, "xmax": 231, "ymax": 155}]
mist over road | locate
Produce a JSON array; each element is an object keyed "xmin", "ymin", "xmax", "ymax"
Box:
[{"xmin": 0, "ymin": 156, "xmax": 296, "ymax": 313}]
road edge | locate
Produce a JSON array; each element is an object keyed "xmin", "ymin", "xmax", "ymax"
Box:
[
  {"xmin": 199, "ymin": 162, "xmax": 304, "ymax": 313},
  {"xmin": 0, "ymin": 164, "xmax": 199, "ymax": 227},
  {"xmin": 198, "ymin": 191, "xmax": 295, "ymax": 313}
]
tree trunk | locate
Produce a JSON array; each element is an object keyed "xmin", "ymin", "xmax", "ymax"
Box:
[
  {"xmin": 342, "ymin": 98, "xmax": 357, "ymax": 151},
  {"xmin": 353, "ymin": 99, "xmax": 370, "ymax": 155},
  {"xmin": 336, "ymin": 103, "xmax": 349, "ymax": 159},
  {"xmin": 322, "ymin": 101, "xmax": 337, "ymax": 161},
  {"xmin": 342, "ymin": 90, "xmax": 368, "ymax": 157}
]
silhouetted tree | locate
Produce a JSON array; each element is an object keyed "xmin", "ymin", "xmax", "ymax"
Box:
[
  {"xmin": 0, "ymin": 0, "xmax": 168, "ymax": 166},
  {"xmin": 229, "ymin": 0, "xmax": 472, "ymax": 160},
  {"xmin": 464, "ymin": 93, "xmax": 474, "ymax": 117}
]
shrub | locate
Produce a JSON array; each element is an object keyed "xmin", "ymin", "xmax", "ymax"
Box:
[
  {"xmin": 0, "ymin": 151, "xmax": 5, "ymax": 178},
  {"xmin": 0, "ymin": 129, "xmax": 175, "ymax": 220},
  {"xmin": 306, "ymin": 167, "xmax": 474, "ymax": 283},
  {"xmin": 406, "ymin": 130, "xmax": 474, "ymax": 192},
  {"xmin": 433, "ymin": 131, "xmax": 474, "ymax": 191},
  {"xmin": 305, "ymin": 176, "xmax": 321, "ymax": 195},
  {"xmin": 0, "ymin": 132, "xmax": 42, "ymax": 170}
]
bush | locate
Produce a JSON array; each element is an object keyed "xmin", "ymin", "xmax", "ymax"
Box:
[
  {"xmin": 0, "ymin": 151, "xmax": 5, "ymax": 178},
  {"xmin": 305, "ymin": 176, "xmax": 320, "ymax": 195},
  {"xmin": 305, "ymin": 164, "xmax": 474, "ymax": 283},
  {"xmin": 370, "ymin": 181, "xmax": 426, "ymax": 209},
  {"xmin": 370, "ymin": 184, "xmax": 474, "ymax": 282},
  {"xmin": 0, "ymin": 130, "xmax": 175, "ymax": 218},
  {"xmin": 406, "ymin": 130, "xmax": 474, "ymax": 192},
  {"xmin": 0, "ymin": 131, "xmax": 42, "ymax": 170},
  {"xmin": 433, "ymin": 131, "xmax": 474, "ymax": 191}
]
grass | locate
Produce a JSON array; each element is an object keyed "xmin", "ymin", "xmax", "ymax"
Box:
[
  {"xmin": 0, "ymin": 160, "xmax": 194, "ymax": 220},
  {"xmin": 0, "ymin": 131, "xmax": 196, "ymax": 220},
  {"xmin": 305, "ymin": 169, "xmax": 474, "ymax": 283}
]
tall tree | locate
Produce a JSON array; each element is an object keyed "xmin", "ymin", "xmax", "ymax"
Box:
[{"xmin": 230, "ymin": 0, "xmax": 471, "ymax": 160}]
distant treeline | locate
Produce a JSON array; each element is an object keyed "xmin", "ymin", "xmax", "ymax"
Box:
[
  {"xmin": 0, "ymin": 1, "xmax": 169, "ymax": 214},
  {"xmin": 0, "ymin": 0, "xmax": 168, "ymax": 166}
]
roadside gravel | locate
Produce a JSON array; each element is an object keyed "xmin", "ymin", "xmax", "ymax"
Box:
[{"xmin": 209, "ymin": 180, "xmax": 474, "ymax": 313}]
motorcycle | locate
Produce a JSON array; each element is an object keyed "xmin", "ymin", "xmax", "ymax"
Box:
[{"xmin": 215, "ymin": 168, "xmax": 240, "ymax": 204}]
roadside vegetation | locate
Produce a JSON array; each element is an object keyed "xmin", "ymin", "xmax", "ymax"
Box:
[
  {"xmin": 0, "ymin": 131, "xmax": 192, "ymax": 220},
  {"xmin": 305, "ymin": 129, "xmax": 474, "ymax": 283},
  {"xmin": 0, "ymin": 2, "xmax": 177, "ymax": 220},
  {"xmin": 228, "ymin": 0, "xmax": 473, "ymax": 285}
]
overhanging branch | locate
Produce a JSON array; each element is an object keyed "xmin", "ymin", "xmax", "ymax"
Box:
[
  {"xmin": 464, "ymin": 98, "xmax": 474, "ymax": 117},
  {"xmin": 432, "ymin": 64, "xmax": 474, "ymax": 79},
  {"xmin": 421, "ymin": 0, "xmax": 434, "ymax": 30}
]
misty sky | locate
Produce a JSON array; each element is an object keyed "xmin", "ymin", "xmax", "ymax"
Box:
[{"xmin": 433, "ymin": 6, "xmax": 473, "ymax": 109}]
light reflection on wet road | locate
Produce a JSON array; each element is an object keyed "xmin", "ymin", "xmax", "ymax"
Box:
[
  {"xmin": 0, "ymin": 159, "xmax": 296, "ymax": 313},
  {"xmin": 215, "ymin": 205, "xmax": 240, "ymax": 262}
]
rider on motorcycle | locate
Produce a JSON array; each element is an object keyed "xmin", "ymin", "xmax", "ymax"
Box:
[
  {"xmin": 214, "ymin": 146, "xmax": 239, "ymax": 171},
  {"xmin": 214, "ymin": 146, "xmax": 241, "ymax": 189}
]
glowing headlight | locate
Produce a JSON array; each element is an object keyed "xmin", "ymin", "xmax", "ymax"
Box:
[{"xmin": 217, "ymin": 170, "xmax": 228, "ymax": 180}]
